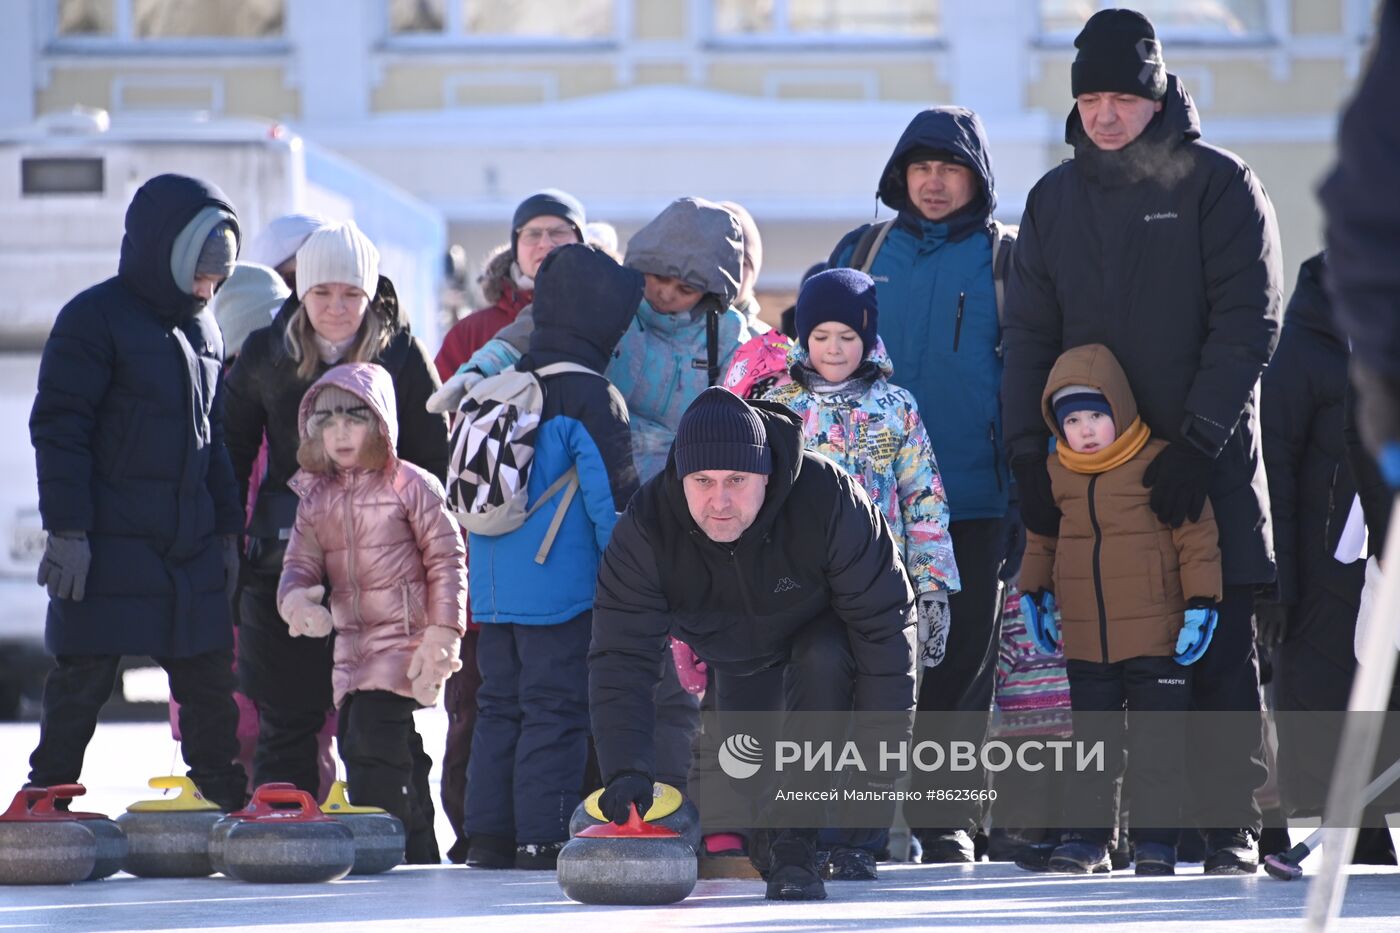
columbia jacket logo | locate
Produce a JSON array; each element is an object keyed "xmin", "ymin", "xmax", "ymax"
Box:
[
  {"xmin": 1144, "ymin": 212, "xmax": 1179, "ymax": 222},
  {"xmin": 773, "ymin": 577, "xmax": 801, "ymax": 593}
]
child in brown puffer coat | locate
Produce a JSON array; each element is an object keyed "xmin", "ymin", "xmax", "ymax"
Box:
[{"xmin": 1017, "ymin": 343, "xmax": 1222, "ymax": 878}]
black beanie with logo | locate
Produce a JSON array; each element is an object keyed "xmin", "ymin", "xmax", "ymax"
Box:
[{"xmin": 1071, "ymin": 8, "xmax": 1167, "ymax": 101}]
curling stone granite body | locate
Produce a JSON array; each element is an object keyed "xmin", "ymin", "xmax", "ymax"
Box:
[
  {"xmin": 116, "ymin": 776, "xmax": 223, "ymax": 878},
  {"xmin": 556, "ymin": 833, "xmax": 697, "ymax": 905},
  {"xmin": 565, "ymin": 778, "xmax": 700, "ymax": 851},
  {"xmin": 0, "ymin": 821, "xmax": 97, "ymax": 885},
  {"xmin": 318, "ymin": 781, "xmax": 405, "ymax": 874},
  {"xmin": 80, "ymin": 818, "xmax": 129, "ymax": 881},
  {"xmin": 221, "ymin": 819, "xmax": 355, "ymax": 883}
]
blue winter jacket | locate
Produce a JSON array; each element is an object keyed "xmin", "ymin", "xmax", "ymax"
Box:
[
  {"xmin": 469, "ymin": 245, "xmax": 642, "ymax": 626},
  {"xmin": 31, "ymin": 174, "xmax": 244, "ymax": 657},
  {"xmin": 830, "ymin": 107, "xmax": 1009, "ymax": 522}
]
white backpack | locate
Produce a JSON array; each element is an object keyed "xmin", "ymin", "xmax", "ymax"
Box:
[{"xmin": 446, "ymin": 362, "xmax": 615, "ymax": 563}]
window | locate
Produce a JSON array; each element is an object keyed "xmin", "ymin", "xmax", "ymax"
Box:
[
  {"xmin": 1040, "ymin": 1, "xmax": 1271, "ymax": 39},
  {"xmin": 713, "ymin": 0, "xmax": 941, "ymax": 39},
  {"xmin": 388, "ymin": 0, "xmax": 616, "ymax": 41},
  {"xmin": 56, "ymin": 0, "xmax": 284, "ymax": 40}
]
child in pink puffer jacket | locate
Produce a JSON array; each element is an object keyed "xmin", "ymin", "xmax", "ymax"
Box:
[{"xmin": 278, "ymin": 361, "xmax": 466, "ymax": 863}]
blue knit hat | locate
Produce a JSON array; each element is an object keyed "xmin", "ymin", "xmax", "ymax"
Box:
[
  {"xmin": 1052, "ymin": 384, "xmax": 1114, "ymax": 430},
  {"xmin": 795, "ymin": 268, "xmax": 879, "ymax": 357},
  {"xmin": 673, "ymin": 387, "xmax": 772, "ymax": 478}
]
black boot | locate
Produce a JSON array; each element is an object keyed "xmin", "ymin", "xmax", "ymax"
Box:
[{"xmin": 765, "ymin": 831, "xmax": 827, "ymax": 901}]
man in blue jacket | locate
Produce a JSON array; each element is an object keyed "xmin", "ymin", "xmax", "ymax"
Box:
[
  {"xmin": 28, "ymin": 174, "xmax": 249, "ymax": 810},
  {"xmin": 829, "ymin": 106, "xmax": 1011, "ymax": 863}
]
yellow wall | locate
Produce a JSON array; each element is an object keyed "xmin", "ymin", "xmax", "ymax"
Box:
[
  {"xmin": 635, "ymin": 0, "xmax": 686, "ymax": 41},
  {"xmin": 37, "ymin": 65, "xmax": 297, "ymax": 119},
  {"xmin": 372, "ymin": 62, "xmax": 619, "ymax": 110}
]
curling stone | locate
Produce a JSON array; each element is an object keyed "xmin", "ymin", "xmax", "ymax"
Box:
[
  {"xmin": 0, "ymin": 787, "xmax": 97, "ymax": 885},
  {"xmin": 556, "ymin": 804, "xmax": 697, "ymax": 905},
  {"xmin": 220, "ymin": 786, "xmax": 355, "ymax": 884},
  {"xmin": 319, "ymin": 781, "xmax": 405, "ymax": 875},
  {"xmin": 569, "ymin": 781, "xmax": 701, "ymax": 854},
  {"xmin": 117, "ymin": 776, "xmax": 223, "ymax": 877},
  {"xmin": 29, "ymin": 785, "xmax": 128, "ymax": 881},
  {"xmin": 208, "ymin": 783, "xmax": 298, "ymax": 876}
]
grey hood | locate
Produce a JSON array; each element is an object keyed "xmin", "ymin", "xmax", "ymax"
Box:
[{"xmin": 624, "ymin": 197, "xmax": 742, "ymax": 306}]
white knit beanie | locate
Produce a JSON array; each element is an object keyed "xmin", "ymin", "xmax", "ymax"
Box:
[
  {"xmin": 295, "ymin": 221, "xmax": 380, "ymax": 299},
  {"xmin": 243, "ymin": 212, "xmax": 332, "ymax": 269},
  {"xmin": 211, "ymin": 262, "xmax": 291, "ymax": 360}
]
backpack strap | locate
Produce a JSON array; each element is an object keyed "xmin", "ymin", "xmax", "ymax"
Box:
[
  {"xmin": 533, "ymin": 361, "xmax": 602, "ymax": 379},
  {"xmin": 706, "ymin": 303, "xmax": 720, "ymax": 387},
  {"xmin": 529, "ymin": 466, "xmax": 579, "ymax": 565},
  {"xmin": 989, "ymin": 220, "xmax": 1018, "ymax": 357},
  {"xmin": 850, "ymin": 220, "xmax": 893, "ymax": 274}
]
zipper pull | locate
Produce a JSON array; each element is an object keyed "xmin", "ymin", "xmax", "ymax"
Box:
[{"xmin": 953, "ymin": 292, "xmax": 966, "ymax": 352}]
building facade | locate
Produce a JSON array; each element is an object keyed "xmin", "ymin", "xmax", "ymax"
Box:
[{"xmin": 1, "ymin": 0, "xmax": 1379, "ymax": 311}]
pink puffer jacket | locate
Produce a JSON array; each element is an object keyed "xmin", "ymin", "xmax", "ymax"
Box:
[{"xmin": 279, "ymin": 363, "xmax": 466, "ymax": 707}]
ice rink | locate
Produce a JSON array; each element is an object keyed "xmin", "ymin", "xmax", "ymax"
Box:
[{"xmin": 3, "ymin": 718, "xmax": 1400, "ymax": 932}]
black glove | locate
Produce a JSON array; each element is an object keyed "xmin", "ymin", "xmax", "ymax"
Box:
[
  {"xmin": 1011, "ymin": 453, "xmax": 1061, "ymax": 537},
  {"xmin": 1254, "ymin": 600, "xmax": 1292, "ymax": 650},
  {"xmin": 598, "ymin": 771, "xmax": 655, "ymax": 825},
  {"xmin": 1351, "ymin": 360, "xmax": 1400, "ymax": 476},
  {"xmin": 37, "ymin": 531, "xmax": 91, "ymax": 602},
  {"xmin": 1143, "ymin": 441, "xmax": 1214, "ymax": 528},
  {"xmin": 222, "ymin": 535, "xmax": 241, "ymax": 603}
]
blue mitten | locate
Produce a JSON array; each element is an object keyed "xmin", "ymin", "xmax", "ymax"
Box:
[
  {"xmin": 1174, "ymin": 600, "xmax": 1219, "ymax": 665},
  {"xmin": 1018, "ymin": 590, "xmax": 1061, "ymax": 655}
]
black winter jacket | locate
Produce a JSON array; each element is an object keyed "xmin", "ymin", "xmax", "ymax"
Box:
[
  {"xmin": 1002, "ymin": 74, "xmax": 1283, "ymax": 585},
  {"xmin": 1262, "ymin": 254, "xmax": 1364, "ymax": 611},
  {"xmin": 589, "ymin": 402, "xmax": 916, "ymax": 782},
  {"xmin": 31, "ymin": 174, "xmax": 244, "ymax": 657}
]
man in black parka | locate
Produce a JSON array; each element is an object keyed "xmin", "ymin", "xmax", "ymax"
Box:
[
  {"xmin": 1001, "ymin": 8, "xmax": 1283, "ymax": 873},
  {"xmin": 589, "ymin": 387, "xmax": 916, "ymax": 901},
  {"xmin": 28, "ymin": 173, "xmax": 249, "ymax": 809}
]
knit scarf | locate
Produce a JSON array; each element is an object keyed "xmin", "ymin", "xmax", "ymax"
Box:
[{"xmin": 1056, "ymin": 417, "xmax": 1150, "ymax": 475}]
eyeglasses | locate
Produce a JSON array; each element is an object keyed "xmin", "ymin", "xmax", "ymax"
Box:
[{"xmin": 517, "ymin": 225, "xmax": 577, "ymax": 247}]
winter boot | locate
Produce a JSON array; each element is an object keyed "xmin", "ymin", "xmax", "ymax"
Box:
[
  {"xmin": 515, "ymin": 841, "xmax": 566, "ymax": 870},
  {"xmin": 1133, "ymin": 841, "xmax": 1177, "ymax": 876},
  {"xmin": 918, "ymin": 829, "xmax": 975, "ymax": 863},
  {"xmin": 1047, "ymin": 840, "xmax": 1112, "ymax": 874},
  {"xmin": 465, "ymin": 833, "xmax": 515, "ymax": 869},
  {"xmin": 1204, "ymin": 828, "xmax": 1259, "ymax": 875},
  {"xmin": 765, "ymin": 832, "xmax": 827, "ymax": 901},
  {"xmin": 827, "ymin": 846, "xmax": 878, "ymax": 881}
]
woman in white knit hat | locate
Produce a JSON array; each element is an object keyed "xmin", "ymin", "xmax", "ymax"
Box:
[{"xmin": 222, "ymin": 221, "xmax": 450, "ymax": 861}]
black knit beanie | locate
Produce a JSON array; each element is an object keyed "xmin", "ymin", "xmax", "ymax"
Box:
[
  {"xmin": 1071, "ymin": 8, "xmax": 1167, "ymax": 101},
  {"xmin": 511, "ymin": 189, "xmax": 586, "ymax": 256},
  {"xmin": 795, "ymin": 268, "xmax": 879, "ymax": 358},
  {"xmin": 673, "ymin": 387, "xmax": 772, "ymax": 478}
]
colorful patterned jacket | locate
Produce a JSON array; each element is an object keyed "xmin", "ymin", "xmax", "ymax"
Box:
[{"xmin": 764, "ymin": 338, "xmax": 959, "ymax": 595}]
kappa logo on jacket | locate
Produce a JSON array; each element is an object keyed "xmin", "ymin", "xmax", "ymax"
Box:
[{"xmin": 773, "ymin": 577, "xmax": 801, "ymax": 593}]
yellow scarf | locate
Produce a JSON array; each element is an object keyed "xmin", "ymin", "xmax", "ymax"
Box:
[{"xmin": 1056, "ymin": 417, "xmax": 1151, "ymax": 475}]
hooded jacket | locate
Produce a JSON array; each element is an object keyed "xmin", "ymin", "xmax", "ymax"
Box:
[
  {"xmin": 764, "ymin": 338, "xmax": 959, "ymax": 596},
  {"xmin": 1019, "ymin": 345, "xmax": 1222, "ymax": 664},
  {"xmin": 31, "ymin": 173, "xmax": 244, "ymax": 657},
  {"xmin": 434, "ymin": 246, "xmax": 533, "ymax": 382},
  {"xmin": 450, "ymin": 198, "xmax": 756, "ymax": 482},
  {"xmin": 280, "ymin": 363, "xmax": 467, "ymax": 707},
  {"xmin": 829, "ymin": 107, "xmax": 1009, "ymax": 522},
  {"xmin": 469, "ymin": 245, "xmax": 643, "ymax": 625},
  {"xmin": 1003, "ymin": 74, "xmax": 1282, "ymax": 586},
  {"xmin": 589, "ymin": 400, "xmax": 916, "ymax": 781}
]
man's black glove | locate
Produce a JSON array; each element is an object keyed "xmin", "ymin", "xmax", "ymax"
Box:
[
  {"xmin": 1143, "ymin": 441, "xmax": 1214, "ymax": 528},
  {"xmin": 222, "ymin": 535, "xmax": 241, "ymax": 603},
  {"xmin": 1011, "ymin": 453, "xmax": 1061, "ymax": 537},
  {"xmin": 37, "ymin": 531, "xmax": 91, "ymax": 602},
  {"xmin": 598, "ymin": 771, "xmax": 655, "ymax": 825},
  {"xmin": 1255, "ymin": 600, "xmax": 1292, "ymax": 650}
]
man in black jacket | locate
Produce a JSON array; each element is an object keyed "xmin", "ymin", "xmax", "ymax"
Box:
[
  {"xmin": 589, "ymin": 387, "xmax": 916, "ymax": 900},
  {"xmin": 1001, "ymin": 8, "xmax": 1283, "ymax": 873}
]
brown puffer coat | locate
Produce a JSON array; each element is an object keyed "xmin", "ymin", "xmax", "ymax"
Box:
[
  {"xmin": 280, "ymin": 363, "xmax": 467, "ymax": 706},
  {"xmin": 1019, "ymin": 344, "xmax": 1222, "ymax": 663}
]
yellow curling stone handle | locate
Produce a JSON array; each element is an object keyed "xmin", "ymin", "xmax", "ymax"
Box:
[
  {"xmin": 125, "ymin": 775, "xmax": 220, "ymax": 812},
  {"xmin": 583, "ymin": 781, "xmax": 683, "ymax": 823},
  {"xmin": 320, "ymin": 780, "xmax": 387, "ymax": 815}
]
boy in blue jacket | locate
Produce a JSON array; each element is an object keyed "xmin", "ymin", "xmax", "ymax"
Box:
[{"xmin": 462, "ymin": 244, "xmax": 642, "ymax": 870}]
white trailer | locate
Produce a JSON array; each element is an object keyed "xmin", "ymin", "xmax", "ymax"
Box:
[{"xmin": 0, "ymin": 109, "xmax": 447, "ymax": 716}]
